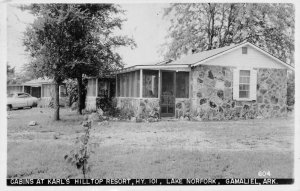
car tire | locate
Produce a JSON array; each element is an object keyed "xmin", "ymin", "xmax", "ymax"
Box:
[{"xmin": 7, "ymin": 105, "xmax": 12, "ymax": 111}]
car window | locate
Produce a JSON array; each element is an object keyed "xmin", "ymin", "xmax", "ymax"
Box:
[{"xmin": 17, "ymin": 93, "xmax": 27, "ymax": 98}]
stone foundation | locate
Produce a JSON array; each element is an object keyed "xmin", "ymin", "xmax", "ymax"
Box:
[
  {"xmin": 85, "ymin": 96, "xmax": 97, "ymax": 111},
  {"xmin": 116, "ymin": 97, "xmax": 160, "ymax": 118},
  {"xmin": 175, "ymin": 98, "xmax": 191, "ymax": 118},
  {"xmin": 38, "ymin": 97, "xmax": 67, "ymax": 108}
]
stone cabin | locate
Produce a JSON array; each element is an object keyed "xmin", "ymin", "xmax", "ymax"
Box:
[{"xmin": 86, "ymin": 42, "xmax": 294, "ymax": 120}]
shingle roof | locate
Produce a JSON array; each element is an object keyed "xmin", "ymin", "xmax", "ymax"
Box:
[
  {"xmin": 170, "ymin": 43, "xmax": 241, "ymax": 65},
  {"xmin": 22, "ymin": 78, "xmax": 53, "ymax": 86}
]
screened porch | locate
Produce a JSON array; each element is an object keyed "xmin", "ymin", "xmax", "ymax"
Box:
[{"xmin": 116, "ymin": 68, "xmax": 191, "ymax": 117}]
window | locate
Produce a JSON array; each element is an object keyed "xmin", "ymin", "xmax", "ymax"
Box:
[
  {"xmin": 233, "ymin": 68, "xmax": 257, "ymax": 100},
  {"xmin": 176, "ymin": 72, "xmax": 189, "ymax": 98},
  {"xmin": 17, "ymin": 93, "xmax": 27, "ymax": 98},
  {"xmin": 116, "ymin": 71, "xmax": 140, "ymax": 97},
  {"xmin": 117, "ymin": 75, "xmax": 120, "ymax": 97},
  {"xmin": 59, "ymin": 85, "xmax": 66, "ymax": 97},
  {"xmin": 87, "ymin": 78, "xmax": 96, "ymax": 96},
  {"xmin": 98, "ymin": 81, "xmax": 108, "ymax": 97},
  {"xmin": 239, "ymin": 70, "xmax": 250, "ymax": 98},
  {"xmin": 42, "ymin": 84, "xmax": 55, "ymax": 97},
  {"xmin": 242, "ymin": 47, "xmax": 248, "ymax": 54},
  {"xmin": 143, "ymin": 70, "xmax": 158, "ymax": 98}
]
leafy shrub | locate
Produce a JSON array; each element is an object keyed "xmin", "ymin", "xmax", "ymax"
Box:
[
  {"xmin": 64, "ymin": 120, "xmax": 98, "ymax": 178},
  {"xmin": 65, "ymin": 79, "xmax": 87, "ymax": 108},
  {"xmin": 287, "ymin": 72, "xmax": 295, "ymax": 111}
]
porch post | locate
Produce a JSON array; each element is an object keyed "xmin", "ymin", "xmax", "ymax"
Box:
[
  {"xmin": 158, "ymin": 70, "xmax": 161, "ymax": 98},
  {"xmin": 41, "ymin": 85, "xmax": 43, "ymax": 97},
  {"xmin": 189, "ymin": 67, "xmax": 192, "ymax": 99},
  {"xmin": 158, "ymin": 70, "xmax": 162, "ymax": 119},
  {"xmin": 22, "ymin": 86, "xmax": 24, "ymax": 92},
  {"xmin": 174, "ymin": 71, "xmax": 176, "ymax": 97},
  {"xmin": 95, "ymin": 78, "xmax": 98, "ymax": 97},
  {"xmin": 139, "ymin": 69, "xmax": 143, "ymax": 98}
]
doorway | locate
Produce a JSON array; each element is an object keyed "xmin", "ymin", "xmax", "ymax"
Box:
[{"xmin": 160, "ymin": 71, "xmax": 175, "ymax": 117}]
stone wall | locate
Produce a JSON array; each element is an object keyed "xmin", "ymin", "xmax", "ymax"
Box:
[
  {"xmin": 116, "ymin": 97, "xmax": 140, "ymax": 117},
  {"xmin": 38, "ymin": 97, "xmax": 67, "ymax": 108},
  {"xmin": 116, "ymin": 97, "xmax": 160, "ymax": 118},
  {"xmin": 175, "ymin": 98, "xmax": 191, "ymax": 118},
  {"xmin": 190, "ymin": 65, "xmax": 287, "ymax": 120},
  {"xmin": 256, "ymin": 68, "xmax": 287, "ymax": 118}
]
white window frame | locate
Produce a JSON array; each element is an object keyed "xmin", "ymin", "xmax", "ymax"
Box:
[{"xmin": 233, "ymin": 68, "xmax": 257, "ymax": 101}]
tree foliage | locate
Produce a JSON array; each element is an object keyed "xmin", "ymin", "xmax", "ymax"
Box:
[
  {"xmin": 163, "ymin": 3, "xmax": 294, "ymax": 65},
  {"xmin": 23, "ymin": 4, "xmax": 135, "ymax": 117}
]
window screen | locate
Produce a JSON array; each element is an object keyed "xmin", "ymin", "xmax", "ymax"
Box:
[
  {"xmin": 176, "ymin": 72, "xmax": 189, "ymax": 98},
  {"xmin": 143, "ymin": 70, "xmax": 158, "ymax": 98},
  {"xmin": 116, "ymin": 71, "xmax": 140, "ymax": 97},
  {"xmin": 98, "ymin": 80, "xmax": 108, "ymax": 97},
  {"xmin": 43, "ymin": 84, "xmax": 54, "ymax": 97},
  {"xmin": 59, "ymin": 85, "xmax": 66, "ymax": 97},
  {"xmin": 87, "ymin": 79, "xmax": 96, "ymax": 96}
]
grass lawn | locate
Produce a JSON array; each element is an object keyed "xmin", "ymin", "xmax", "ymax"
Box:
[{"xmin": 7, "ymin": 108, "xmax": 294, "ymax": 179}]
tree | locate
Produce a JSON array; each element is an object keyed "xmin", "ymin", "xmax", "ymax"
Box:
[
  {"xmin": 7, "ymin": 64, "xmax": 16, "ymax": 84},
  {"xmin": 60, "ymin": 4, "xmax": 135, "ymax": 114},
  {"xmin": 162, "ymin": 3, "xmax": 294, "ymax": 65},
  {"xmin": 23, "ymin": 4, "xmax": 135, "ymax": 116},
  {"xmin": 23, "ymin": 4, "xmax": 72, "ymax": 120}
]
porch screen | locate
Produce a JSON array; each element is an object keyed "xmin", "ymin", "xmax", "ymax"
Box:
[
  {"xmin": 59, "ymin": 85, "xmax": 67, "ymax": 97},
  {"xmin": 87, "ymin": 78, "xmax": 96, "ymax": 96},
  {"xmin": 143, "ymin": 70, "xmax": 158, "ymax": 98},
  {"xmin": 42, "ymin": 84, "xmax": 54, "ymax": 97},
  {"xmin": 117, "ymin": 71, "xmax": 140, "ymax": 97},
  {"xmin": 176, "ymin": 72, "xmax": 189, "ymax": 98},
  {"xmin": 98, "ymin": 80, "xmax": 108, "ymax": 97}
]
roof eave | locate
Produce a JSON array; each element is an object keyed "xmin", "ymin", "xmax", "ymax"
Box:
[
  {"xmin": 115, "ymin": 64, "xmax": 191, "ymax": 74},
  {"xmin": 191, "ymin": 42, "xmax": 294, "ymax": 71}
]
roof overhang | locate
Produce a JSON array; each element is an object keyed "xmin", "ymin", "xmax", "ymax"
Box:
[
  {"xmin": 191, "ymin": 42, "xmax": 294, "ymax": 71},
  {"xmin": 116, "ymin": 64, "xmax": 191, "ymax": 74}
]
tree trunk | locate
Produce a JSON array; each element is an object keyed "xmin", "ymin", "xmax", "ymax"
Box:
[
  {"xmin": 77, "ymin": 75, "xmax": 83, "ymax": 115},
  {"xmin": 54, "ymin": 82, "xmax": 60, "ymax": 121}
]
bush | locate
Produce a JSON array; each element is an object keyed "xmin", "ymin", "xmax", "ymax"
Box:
[
  {"xmin": 287, "ymin": 72, "xmax": 295, "ymax": 111},
  {"xmin": 65, "ymin": 79, "xmax": 87, "ymax": 108}
]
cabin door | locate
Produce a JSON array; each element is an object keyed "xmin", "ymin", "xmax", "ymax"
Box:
[{"xmin": 160, "ymin": 71, "xmax": 175, "ymax": 117}]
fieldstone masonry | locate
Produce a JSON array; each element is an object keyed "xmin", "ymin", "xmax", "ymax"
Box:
[
  {"xmin": 89, "ymin": 65, "xmax": 287, "ymax": 121},
  {"xmin": 116, "ymin": 98, "xmax": 160, "ymax": 119},
  {"xmin": 190, "ymin": 65, "xmax": 287, "ymax": 120}
]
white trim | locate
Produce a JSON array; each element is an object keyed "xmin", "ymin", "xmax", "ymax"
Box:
[
  {"xmin": 158, "ymin": 70, "xmax": 161, "ymax": 98},
  {"xmin": 116, "ymin": 65, "xmax": 191, "ymax": 74},
  {"xmin": 233, "ymin": 68, "xmax": 257, "ymax": 101},
  {"xmin": 116, "ymin": 96, "xmax": 159, "ymax": 100},
  {"xmin": 139, "ymin": 69, "xmax": 143, "ymax": 98},
  {"xmin": 95, "ymin": 78, "xmax": 98, "ymax": 97},
  {"xmin": 192, "ymin": 42, "xmax": 294, "ymax": 71}
]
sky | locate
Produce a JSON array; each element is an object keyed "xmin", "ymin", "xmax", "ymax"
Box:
[{"xmin": 7, "ymin": 3, "xmax": 170, "ymax": 73}]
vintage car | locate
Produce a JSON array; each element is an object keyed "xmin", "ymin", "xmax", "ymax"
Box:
[{"xmin": 7, "ymin": 92, "xmax": 38, "ymax": 110}]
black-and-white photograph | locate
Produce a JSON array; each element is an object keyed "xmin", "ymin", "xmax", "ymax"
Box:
[{"xmin": 1, "ymin": 0, "xmax": 299, "ymax": 189}]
